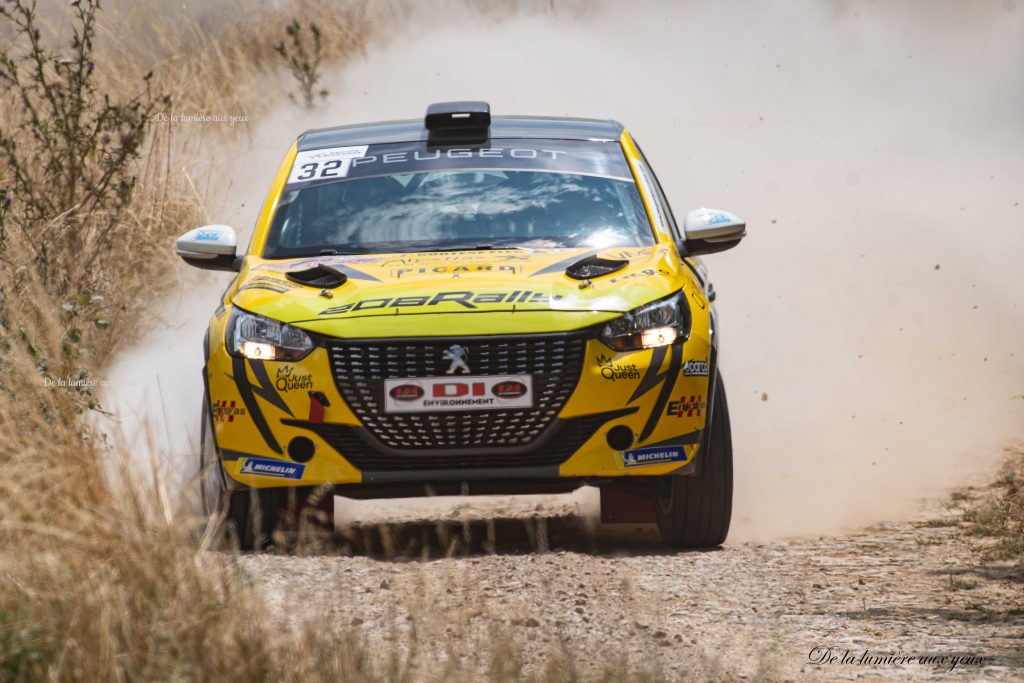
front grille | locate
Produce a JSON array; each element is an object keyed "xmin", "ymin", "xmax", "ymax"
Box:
[
  {"xmin": 328, "ymin": 333, "xmax": 587, "ymax": 451},
  {"xmin": 284, "ymin": 412, "xmax": 627, "ymax": 471}
]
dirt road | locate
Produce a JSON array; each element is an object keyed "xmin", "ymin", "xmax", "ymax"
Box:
[{"xmin": 240, "ymin": 491, "xmax": 1023, "ymax": 681}]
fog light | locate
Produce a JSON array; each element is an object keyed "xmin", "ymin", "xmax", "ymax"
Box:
[
  {"xmin": 606, "ymin": 425, "xmax": 634, "ymax": 452},
  {"xmin": 287, "ymin": 436, "xmax": 315, "ymax": 463}
]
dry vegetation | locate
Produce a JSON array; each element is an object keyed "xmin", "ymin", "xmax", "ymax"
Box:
[
  {"xmin": 960, "ymin": 447, "xmax": 1024, "ymax": 566},
  {"xmin": 0, "ymin": 1, "xmax": 649, "ymax": 680},
  {"xmin": 1, "ymin": 1, "xmax": 1018, "ymax": 679}
]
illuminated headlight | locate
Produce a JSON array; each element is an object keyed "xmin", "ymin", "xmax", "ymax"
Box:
[
  {"xmin": 227, "ymin": 308, "xmax": 313, "ymax": 361},
  {"xmin": 600, "ymin": 291, "xmax": 691, "ymax": 352}
]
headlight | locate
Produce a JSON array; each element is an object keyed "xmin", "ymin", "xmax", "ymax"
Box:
[
  {"xmin": 600, "ymin": 291, "xmax": 691, "ymax": 352},
  {"xmin": 227, "ymin": 308, "xmax": 314, "ymax": 361}
]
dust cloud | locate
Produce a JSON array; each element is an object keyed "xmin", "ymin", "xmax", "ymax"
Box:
[{"xmin": 105, "ymin": 0, "xmax": 1024, "ymax": 540}]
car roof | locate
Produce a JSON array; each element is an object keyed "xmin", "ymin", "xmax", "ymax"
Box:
[{"xmin": 297, "ymin": 116, "xmax": 625, "ymax": 151}]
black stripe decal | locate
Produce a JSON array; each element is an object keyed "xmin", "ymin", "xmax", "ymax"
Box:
[
  {"xmin": 626, "ymin": 343, "xmax": 684, "ymax": 443},
  {"xmin": 331, "ymin": 264, "xmax": 381, "ymax": 282},
  {"xmin": 220, "ymin": 448, "xmax": 267, "ymax": 463},
  {"xmin": 639, "ymin": 344, "xmax": 682, "ymax": 442},
  {"xmin": 228, "ymin": 356, "xmax": 282, "ymax": 454},
  {"xmin": 248, "ymin": 359, "xmax": 293, "ymax": 417},
  {"xmin": 628, "ymin": 345, "xmax": 668, "ymax": 404},
  {"xmin": 529, "ymin": 248, "xmax": 602, "ymax": 277}
]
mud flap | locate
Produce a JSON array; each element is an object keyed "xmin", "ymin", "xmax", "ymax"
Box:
[{"xmin": 599, "ymin": 487, "xmax": 657, "ymax": 524}]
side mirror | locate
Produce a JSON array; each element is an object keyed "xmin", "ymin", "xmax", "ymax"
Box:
[
  {"xmin": 176, "ymin": 225, "xmax": 240, "ymax": 271},
  {"xmin": 679, "ymin": 208, "xmax": 746, "ymax": 256}
]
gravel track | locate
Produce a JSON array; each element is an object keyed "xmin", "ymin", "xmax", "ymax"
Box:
[{"xmin": 240, "ymin": 491, "xmax": 1023, "ymax": 681}]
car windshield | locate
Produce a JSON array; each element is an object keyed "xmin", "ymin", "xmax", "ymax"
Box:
[{"xmin": 261, "ymin": 139, "xmax": 655, "ymax": 257}]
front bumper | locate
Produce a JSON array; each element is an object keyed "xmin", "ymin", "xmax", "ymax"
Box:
[{"xmin": 206, "ymin": 325, "xmax": 713, "ymax": 488}]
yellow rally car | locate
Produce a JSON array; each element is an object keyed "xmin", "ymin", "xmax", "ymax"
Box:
[{"xmin": 176, "ymin": 102, "xmax": 746, "ymax": 549}]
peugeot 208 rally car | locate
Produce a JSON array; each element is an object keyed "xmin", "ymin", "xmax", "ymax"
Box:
[{"xmin": 177, "ymin": 102, "xmax": 746, "ymax": 550}]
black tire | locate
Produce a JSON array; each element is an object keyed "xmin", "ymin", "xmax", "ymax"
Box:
[
  {"xmin": 199, "ymin": 400, "xmax": 225, "ymax": 518},
  {"xmin": 226, "ymin": 487, "xmax": 285, "ymax": 551},
  {"xmin": 655, "ymin": 372, "xmax": 733, "ymax": 548},
  {"xmin": 228, "ymin": 487, "xmax": 334, "ymax": 551}
]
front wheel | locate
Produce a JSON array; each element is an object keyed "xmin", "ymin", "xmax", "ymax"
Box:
[
  {"xmin": 199, "ymin": 399, "xmax": 329, "ymax": 550},
  {"xmin": 199, "ymin": 400, "xmax": 225, "ymax": 517},
  {"xmin": 655, "ymin": 372, "xmax": 733, "ymax": 548}
]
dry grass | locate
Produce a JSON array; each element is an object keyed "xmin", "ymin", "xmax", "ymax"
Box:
[
  {"xmin": 961, "ymin": 446, "xmax": 1024, "ymax": 563},
  {"xmin": 0, "ymin": 1, "xmax": 665, "ymax": 680}
]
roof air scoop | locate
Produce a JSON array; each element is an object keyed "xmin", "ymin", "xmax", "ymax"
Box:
[
  {"xmin": 564, "ymin": 255, "xmax": 629, "ymax": 281},
  {"xmin": 425, "ymin": 101, "xmax": 490, "ymax": 143},
  {"xmin": 285, "ymin": 264, "xmax": 348, "ymax": 289}
]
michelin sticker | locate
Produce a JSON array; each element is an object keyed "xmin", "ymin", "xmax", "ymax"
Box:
[
  {"xmin": 240, "ymin": 456, "xmax": 305, "ymax": 480},
  {"xmin": 288, "ymin": 145, "xmax": 369, "ymax": 185},
  {"xmin": 619, "ymin": 445, "xmax": 686, "ymax": 468}
]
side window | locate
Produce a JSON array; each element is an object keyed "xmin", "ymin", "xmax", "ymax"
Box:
[{"xmin": 633, "ymin": 140, "xmax": 682, "ymax": 242}]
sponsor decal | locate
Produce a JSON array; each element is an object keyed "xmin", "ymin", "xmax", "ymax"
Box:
[
  {"xmin": 258, "ymin": 255, "xmax": 383, "ymax": 271},
  {"xmin": 392, "ymin": 264, "xmax": 522, "ymax": 277},
  {"xmin": 239, "ymin": 456, "xmax": 305, "ymax": 480},
  {"xmin": 319, "ymin": 289, "xmax": 564, "ymax": 316},
  {"xmin": 608, "ymin": 268, "xmax": 657, "ymax": 285},
  {"xmin": 389, "ymin": 384, "xmax": 425, "ymax": 401},
  {"xmin": 380, "ymin": 252, "xmax": 540, "ymax": 267},
  {"xmin": 212, "ymin": 399, "xmax": 246, "ymax": 422},
  {"xmin": 289, "ymin": 140, "xmax": 635, "ymax": 185},
  {"xmin": 616, "ymin": 246, "xmax": 657, "ymax": 259},
  {"xmin": 382, "ymin": 375, "xmax": 533, "ymax": 413},
  {"xmin": 237, "ymin": 275, "xmax": 297, "ymax": 294},
  {"xmin": 492, "ymin": 380, "xmax": 528, "ymax": 399},
  {"xmin": 620, "ymin": 445, "xmax": 686, "ymax": 468},
  {"xmin": 596, "ymin": 354, "xmax": 640, "ymax": 381},
  {"xmin": 195, "ymin": 230, "xmax": 221, "ymax": 241},
  {"xmin": 288, "ymin": 145, "xmax": 369, "ymax": 185},
  {"xmin": 683, "ymin": 359, "xmax": 709, "ymax": 377},
  {"xmin": 350, "ymin": 147, "xmax": 565, "ymax": 169},
  {"xmin": 443, "ymin": 344, "xmax": 471, "ymax": 374},
  {"xmin": 706, "ymin": 213, "xmax": 732, "ymax": 225},
  {"xmin": 665, "ymin": 395, "xmax": 706, "ymax": 418},
  {"xmin": 275, "ymin": 365, "xmax": 313, "ymax": 392},
  {"xmin": 632, "ymin": 162, "xmax": 669, "ymax": 235}
]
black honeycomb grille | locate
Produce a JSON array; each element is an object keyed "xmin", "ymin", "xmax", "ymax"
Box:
[
  {"xmin": 283, "ymin": 412, "xmax": 620, "ymax": 471},
  {"xmin": 328, "ymin": 333, "xmax": 586, "ymax": 451}
]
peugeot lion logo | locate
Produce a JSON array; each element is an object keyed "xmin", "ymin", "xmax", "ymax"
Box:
[{"xmin": 443, "ymin": 344, "xmax": 471, "ymax": 374}]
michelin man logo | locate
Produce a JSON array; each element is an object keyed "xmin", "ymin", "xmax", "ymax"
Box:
[{"xmin": 443, "ymin": 344, "xmax": 471, "ymax": 375}]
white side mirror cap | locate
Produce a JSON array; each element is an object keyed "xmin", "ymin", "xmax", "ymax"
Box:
[
  {"xmin": 683, "ymin": 209, "xmax": 746, "ymax": 242},
  {"xmin": 176, "ymin": 225, "xmax": 239, "ymax": 271}
]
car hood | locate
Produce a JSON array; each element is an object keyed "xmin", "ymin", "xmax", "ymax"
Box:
[{"xmin": 231, "ymin": 245, "xmax": 687, "ymax": 326}]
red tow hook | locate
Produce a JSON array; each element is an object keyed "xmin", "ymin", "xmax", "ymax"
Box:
[{"xmin": 308, "ymin": 391, "xmax": 330, "ymax": 423}]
